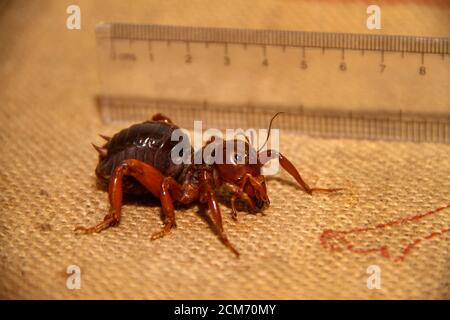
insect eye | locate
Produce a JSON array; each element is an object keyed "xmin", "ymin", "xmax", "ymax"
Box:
[{"xmin": 234, "ymin": 153, "xmax": 243, "ymax": 163}]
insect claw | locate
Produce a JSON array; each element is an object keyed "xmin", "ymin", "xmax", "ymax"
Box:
[
  {"xmin": 222, "ymin": 236, "xmax": 240, "ymax": 257},
  {"xmin": 230, "ymin": 195, "xmax": 239, "ymax": 221},
  {"xmin": 92, "ymin": 143, "xmax": 108, "ymax": 157},
  {"xmin": 74, "ymin": 226, "xmax": 94, "ymax": 234},
  {"xmin": 99, "ymin": 134, "xmax": 111, "ymax": 141}
]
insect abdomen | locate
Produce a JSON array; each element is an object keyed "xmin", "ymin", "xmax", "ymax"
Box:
[{"xmin": 95, "ymin": 121, "xmax": 190, "ymax": 191}]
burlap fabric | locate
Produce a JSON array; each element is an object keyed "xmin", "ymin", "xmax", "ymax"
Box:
[{"xmin": 0, "ymin": 1, "xmax": 449, "ymax": 299}]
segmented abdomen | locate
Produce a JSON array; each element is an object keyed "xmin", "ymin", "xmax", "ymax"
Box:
[{"xmin": 95, "ymin": 121, "xmax": 190, "ymax": 193}]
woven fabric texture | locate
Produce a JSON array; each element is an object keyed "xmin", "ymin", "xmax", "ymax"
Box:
[{"xmin": 0, "ymin": 1, "xmax": 449, "ymax": 299}]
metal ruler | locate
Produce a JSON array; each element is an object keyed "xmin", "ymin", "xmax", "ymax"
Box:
[{"xmin": 96, "ymin": 23, "xmax": 450, "ymax": 143}]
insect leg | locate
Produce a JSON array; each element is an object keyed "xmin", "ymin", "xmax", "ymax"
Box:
[
  {"xmin": 223, "ymin": 180, "xmax": 258, "ymax": 218},
  {"xmin": 150, "ymin": 177, "xmax": 176, "ymax": 240},
  {"xmin": 259, "ymin": 150, "xmax": 342, "ymax": 194},
  {"xmin": 75, "ymin": 160, "xmax": 135, "ymax": 234},
  {"xmin": 76, "ymin": 159, "xmax": 178, "ymax": 238},
  {"xmin": 199, "ymin": 170, "xmax": 240, "ymax": 256},
  {"xmin": 230, "ymin": 194, "xmax": 239, "ymax": 220}
]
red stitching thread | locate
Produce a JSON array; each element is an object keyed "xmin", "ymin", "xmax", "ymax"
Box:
[{"xmin": 320, "ymin": 204, "xmax": 450, "ymax": 262}]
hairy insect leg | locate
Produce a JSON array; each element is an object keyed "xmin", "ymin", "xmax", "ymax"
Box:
[
  {"xmin": 151, "ymin": 113, "xmax": 174, "ymax": 124},
  {"xmin": 199, "ymin": 170, "xmax": 240, "ymax": 256},
  {"xmin": 76, "ymin": 159, "xmax": 178, "ymax": 239},
  {"xmin": 260, "ymin": 150, "xmax": 342, "ymax": 195}
]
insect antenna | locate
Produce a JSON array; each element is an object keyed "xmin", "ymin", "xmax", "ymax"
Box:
[{"xmin": 257, "ymin": 112, "xmax": 284, "ymax": 152}]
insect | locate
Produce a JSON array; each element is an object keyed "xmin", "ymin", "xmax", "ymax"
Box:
[{"xmin": 76, "ymin": 113, "xmax": 340, "ymax": 256}]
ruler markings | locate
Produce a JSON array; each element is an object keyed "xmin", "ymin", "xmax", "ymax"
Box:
[
  {"xmin": 97, "ymin": 24, "xmax": 450, "ymax": 143},
  {"xmin": 97, "ymin": 98, "xmax": 450, "ymax": 143},
  {"xmin": 97, "ymin": 96, "xmax": 450, "ymax": 144},
  {"xmin": 105, "ymin": 24, "xmax": 449, "ymax": 54}
]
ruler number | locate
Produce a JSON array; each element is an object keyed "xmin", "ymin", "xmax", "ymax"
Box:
[
  {"xmin": 300, "ymin": 47, "xmax": 307, "ymax": 70},
  {"xmin": 419, "ymin": 66, "xmax": 426, "ymax": 75},
  {"xmin": 223, "ymin": 43, "xmax": 230, "ymax": 65},
  {"xmin": 419, "ymin": 53, "xmax": 426, "ymax": 75},
  {"xmin": 261, "ymin": 45, "xmax": 268, "ymax": 66},
  {"xmin": 379, "ymin": 63, "xmax": 386, "ymax": 73},
  {"xmin": 340, "ymin": 49, "xmax": 346, "ymax": 72},
  {"xmin": 185, "ymin": 42, "xmax": 192, "ymax": 64},
  {"xmin": 148, "ymin": 41, "xmax": 154, "ymax": 61},
  {"xmin": 300, "ymin": 60, "xmax": 308, "ymax": 70}
]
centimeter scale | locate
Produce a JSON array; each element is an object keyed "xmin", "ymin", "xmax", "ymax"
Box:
[{"xmin": 96, "ymin": 23, "xmax": 450, "ymax": 143}]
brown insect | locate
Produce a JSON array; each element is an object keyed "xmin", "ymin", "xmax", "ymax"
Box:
[{"xmin": 76, "ymin": 113, "xmax": 340, "ymax": 256}]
